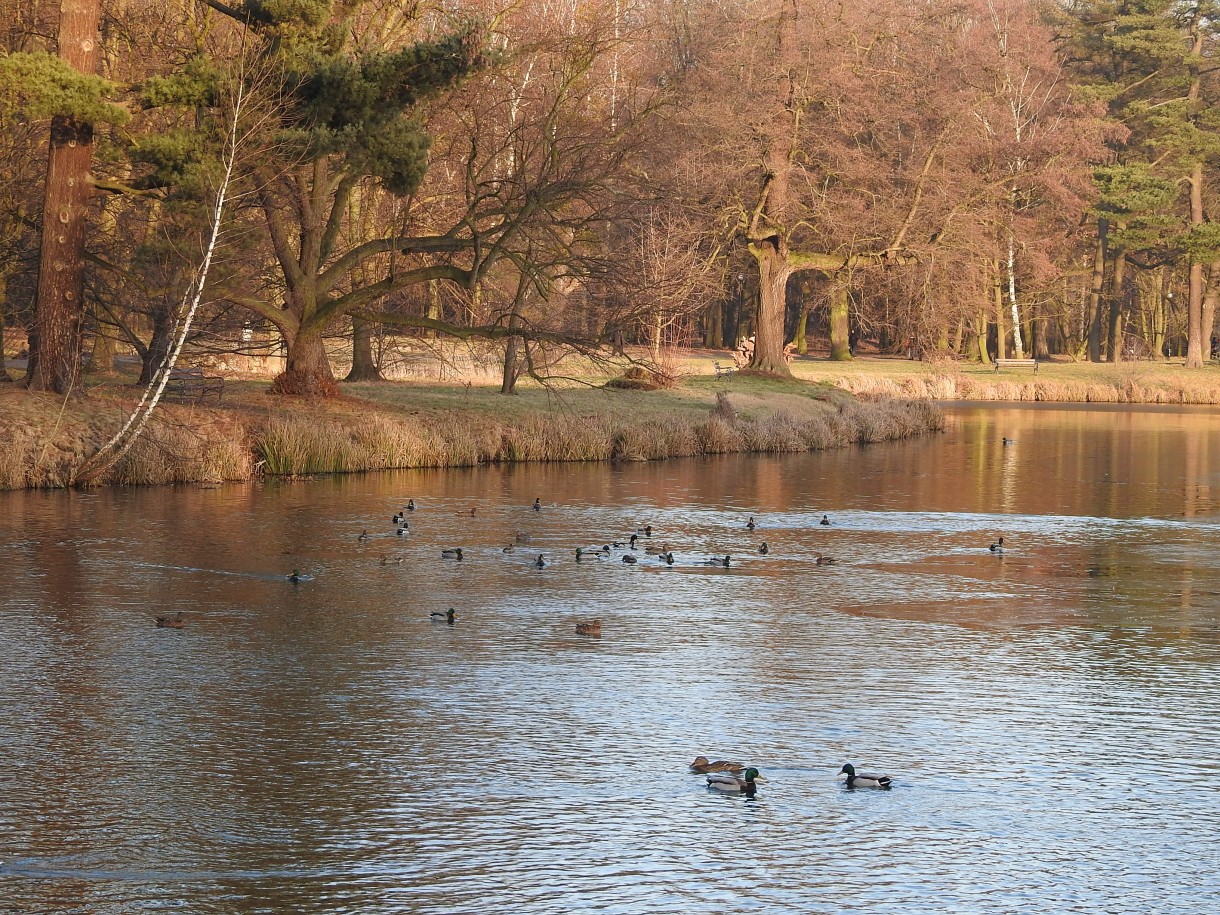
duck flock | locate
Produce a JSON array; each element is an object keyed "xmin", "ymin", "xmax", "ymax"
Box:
[{"xmin": 155, "ymin": 493, "xmax": 1009, "ymax": 798}]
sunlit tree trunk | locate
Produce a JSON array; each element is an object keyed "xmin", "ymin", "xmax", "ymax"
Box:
[
  {"xmin": 27, "ymin": 0, "xmax": 101, "ymax": 394},
  {"xmin": 828, "ymin": 280, "xmax": 851, "ymax": 361},
  {"xmin": 1006, "ymin": 230, "xmax": 1024, "ymax": 358},
  {"xmin": 1087, "ymin": 221, "xmax": 1107, "ymax": 362},
  {"xmin": 1106, "ymin": 249, "xmax": 1127, "ymax": 362}
]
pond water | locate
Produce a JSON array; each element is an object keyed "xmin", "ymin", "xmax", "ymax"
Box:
[{"xmin": 1, "ymin": 403, "xmax": 1218, "ymax": 913}]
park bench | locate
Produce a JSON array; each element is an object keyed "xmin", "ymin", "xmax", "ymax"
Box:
[
  {"xmin": 993, "ymin": 357, "xmax": 1039, "ymax": 374},
  {"xmin": 165, "ymin": 366, "xmax": 225, "ymax": 403},
  {"xmin": 714, "ymin": 361, "xmax": 735, "ymax": 379}
]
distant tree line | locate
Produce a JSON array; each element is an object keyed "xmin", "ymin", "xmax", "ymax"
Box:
[{"xmin": 1, "ymin": 0, "xmax": 1219, "ymax": 396}]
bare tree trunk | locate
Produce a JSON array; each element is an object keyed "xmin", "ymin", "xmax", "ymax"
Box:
[
  {"xmin": 1202, "ymin": 260, "xmax": 1220, "ymax": 363},
  {"xmin": 1185, "ymin": 17, "xmax": 1206, "ymax": 368},
  {"xmin": 345, "ymin": 316, "xmax": 384, "ymax": 381},
  {"xmin": 1106, "ymin": 249, "xmax": 1127, "ymax": 362},
  {"xmin": 993, "ymin": 261, "xmax": 1006, "ymax": 361},
  {"xmin": 0, "ymin": 271, "xmax": 11, "ymax": 382},
  {"xmin": 828, "ymin": 280, "xmax": 851, "ymax": 361},
  {"xmin": 27, "ymin": 0, "xmax": 101, "ymax": 394},
  {"xmin": 271, "ymin": 325, "xmax": 338, "ymax": 395},
  {"xmin": 751, "ymin": 245, "xmax": 792, "ymax": 373},
  {"xmin": 794, "ymin": 299, "xmax": 811, "ymax": 354},
  {"xmin": 1085, "ymin": 220, "xmax": 1107, "ymax": 362},
  {"xmin": 1006, "ymin": 230, "xmax": 1024, "ymax": 358}
]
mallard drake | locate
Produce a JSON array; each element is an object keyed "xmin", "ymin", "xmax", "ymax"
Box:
[
  {"xmin": 703, "ymin": 555, "xmax": 731, "ymax": 567},
  {"xmin": 638, "ymin": 524, "xmax": 654, "ymax": 537},
  {"xmin": 690, "ymin": 756, "xmax": 744, "ymax": 774},
  {"xmin": 407, "ymin": 499, "xmax": 416, "ymax": 511},
  {"xmin": 839, "ymin": 763, "xmax": 891, "ymax": 789},
  {"xmin": 441, "ymin": 548, "xmax": 464, "ymax": 560},
  {"xmin": 989, "ymin": 537, "xmax": 1005, "ymax": 553},
  {"xmin": 1002, "ymin": 437, "xmax": 1014, "ymax": 445},
  {"xmin": 396, "ymin": 524, "xmax": 408, "ymax": 536},
  {"xmin": 820, "ymin": 514, "xmax": 831, "ymax": 525},
  {"xmin": 155, "ymin": 612, "xmax": 185, "ymax": 629},
  {"xmin": 287, "ymin": 569, "xmax": 303, "ymax": 583},
  {"xmin": 533, "ymin": 498, "xmax": 542, "ymax": 511},
  {"xmin": 503, "ymin": 544, "xmax": 515, "ymax": 553},
  {"xmin": 746, "ymin": 516, "xmax": 757, "ymax": 530},
  {"xmin": 629, "ymin": 533, "xmax": 638, "ymax": 549},
  {"xmin": 663, "ymin": 552, "xmax": 675, "ymax": 565},
  {"xmin": 430, "ymin": 608, "xmax": 456, "ymax": 624},
  {"xmin": 534, "ymin": 554, "xmax": 548, "ymax": 568},
  {"xmin": 357, "ymin": 530, "xmax": 369, "ymax": 542},
  {"xmin": 392, "ymin": 513, "xmax": 402, "ymax": 523},
  {"xmin": 814, "ymin": 554, "xmax": 837, "ymax": 565},
  {"xmin": 707, "ymin": 767, "xmax": 762, "ymax": 794},
  {"xmin": 759, "ymin": 542, "xmax": 770, "ymax": 555},
  {"xmin": 622, "ymin": 554, "xmax": 637, "ymax": 564},
  {"xmin": 575, "ymin": 619, "xmax": 601, "ymax": 636}
]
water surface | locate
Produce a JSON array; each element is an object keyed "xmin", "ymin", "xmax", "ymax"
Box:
[{"xmin": 1, "ymin": 403, "xmax": 1218, "ymax": 913}]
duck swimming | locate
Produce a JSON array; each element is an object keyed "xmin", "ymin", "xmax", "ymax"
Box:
[
  {"xmin": 707, "ymin": 767, "xmax": 762, "ymax": 795},
  {"xmin": 288, "ymin": 570, "xmax": 303, "ymax": 583},
  {"xmin": 759, "ymin": 542, "xmax": 769, "ymax": 555},
  {"xmin": 396, "ymin": 524, "xmax": 408, "ymax": 536},
  {"xmin": 820, "ymin": 514, "xmax": 831, "ymax": 526},
  {"xmin": 380, "ymin": 554, "xmax": 403, "ymax": 564},
  {"xmin": 989, "ymin": 537, "xmax": 1005, "ymax": 553},
  {"xmin": 430, "ymin": 608, "xmax": 456, "ymax": 624},
  {"xmin": 839, "ymin": 763, "xmax": 891, "ymax": 789},
  {"xmin": 155, "ymin": 612, "xmax": 185, "ymax": 629},
  {"xmin": 703, "ymin": 555, "xmax": 731, "ymax": 567},
  {"xmin": 746, "ymin": 517, "xmax": 756, "ymax": 530},
  {"xmin": 503, "ymin": 544, "xmax": 515, "ymax": 553},
  {"xmin": 407, "ymin": 499, "xmax": 416, "ymax": 511},
  {"xmin": 690, "ymin": 756, "xmax": 744, "ymax": 774},
  {"xmin": 575, "ymin": 619, "xmax": 601, "ymax": 636},
  {"xmin": 622, "ymin": 554, "xmax": 637, "ymax": 564},
  {"xmin": 533, "ymin": 498, "xmax": 542, "ymax": 511},
  {"xmin": 534, "ymin": 554, "xmax": 548, "ymax": 568},
  {"xmin": 629, "ymin": 534, "xmax": 638, "ymax": 549},
  {"xmin": 663, "ymin": 552, "xmax": 675, "ymax": 565},
  {"xmin": 441, "ymin": 548, "xmax": 464, "ymax": 560},
  {"xmin": 357, "ymin": 530, "xmax": 369, "ymax": 542},
  {"xmin": 814, "ymin": 554, "xmax": 837, "ymax": 565}
]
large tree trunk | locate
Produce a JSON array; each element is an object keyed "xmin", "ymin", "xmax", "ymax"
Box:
[
  {"xmin": 345, "ymin": 316, "xmax": 384, "ymax": 381},
  {"xmin": 1202, "ymin": 260, "xmax": 1220, "ymax": 362},
  {"xmin": 27, "ymin": 0, "xmax": 101, "ymax": 394},
  {"xmin": 1106, "ymin": 249, "xmax": 1127, "ymax": 362},
  {"xmin": 828, "ymin": 280, "xmax": 851, "ymax": 361},
  {"xmin": 751, "ymin": 245, "xmax": 793, "ymax": 374},
  {"xmin": 271, "ymin": 326, "xmax": 338, "ymax": 396}
]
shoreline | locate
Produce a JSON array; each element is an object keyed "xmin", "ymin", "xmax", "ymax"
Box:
[
  {"xmin": 0, "ymin": 375, "xmax": 943, "ymax": 491},
  {"xmin": 5, "ymin": 351, "xmax": 1218, "ymax": 492}
]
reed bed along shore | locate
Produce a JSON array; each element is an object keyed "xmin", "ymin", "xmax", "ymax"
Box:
[
  {"xmin": 777, "ymin": 355, "xmax": 1220, "ymax": 404},
  {"xmin": 0, "ymin": 376, "xmax": 941, "ymax": 490}
]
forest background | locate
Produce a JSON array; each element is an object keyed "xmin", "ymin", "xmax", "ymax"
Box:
[{"xmin": 2, "ymin": 0, "xmax": 1220, "ymax": 400}]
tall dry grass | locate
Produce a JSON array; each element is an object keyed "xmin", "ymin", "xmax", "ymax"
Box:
[
  {"xmin": 250, "ymin": 395, "xmax": 943, "ymax": 475},
  {"xmin": 0, "ymin": 386, "xmax": 944, "ymax": 490},
  {"xmin": 832, "ymin": 369, "xmax": 1220, "ymax": 404}
]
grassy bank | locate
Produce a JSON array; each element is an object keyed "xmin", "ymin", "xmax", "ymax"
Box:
[
  {"xmin": 778, "ymin": 354, "xmax": 1220, "ymax": 404},
  {"xmin": 0, "ymin": 373, "xmax": 943, "ymax": 490}
]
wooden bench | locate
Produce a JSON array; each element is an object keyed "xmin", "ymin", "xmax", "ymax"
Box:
[
  {"xmin": 714, "ymin": 361, "xmax": 735, "ymax": 379},
  {"xmin": 993, "ymin": 358, "xmax": 1039, "ymax": 374},
  {"xmin": 165, "ymin": 366, "xmax": 225, "ymax": 402}
]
